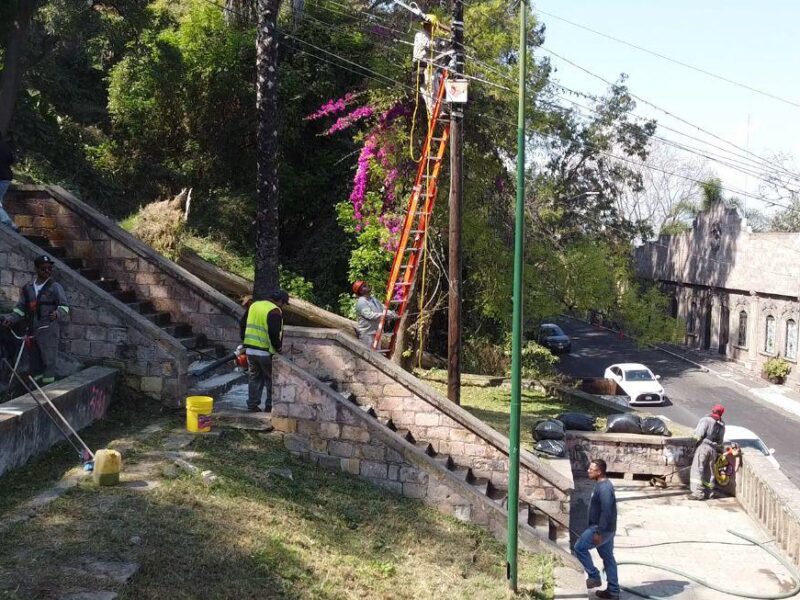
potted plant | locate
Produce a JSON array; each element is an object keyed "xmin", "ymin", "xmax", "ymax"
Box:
[{"xmin": 762, "ymin": 357, "xmax": 791, "ymax": 384}]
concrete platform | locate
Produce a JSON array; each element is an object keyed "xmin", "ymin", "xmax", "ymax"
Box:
[
  {"xmin": 213, "ymin": 383, "xmax": 273, "ymax": 431},
  {"xmin": 555, "ymin": 478, "xmax": 799, "ymax": 599}
]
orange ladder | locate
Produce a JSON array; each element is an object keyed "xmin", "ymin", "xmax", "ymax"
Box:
[{"xmin": 372, "ymin": 71, "xmax": 450, "ymax": 355}]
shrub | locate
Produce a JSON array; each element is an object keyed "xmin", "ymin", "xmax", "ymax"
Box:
[{"xmin": 763, "ymin": 357, "xmax": 791, "ymax": 381}]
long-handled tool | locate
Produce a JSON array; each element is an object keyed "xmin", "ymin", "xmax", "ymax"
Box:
[
  {"xmin": 3, "ymin": 324, "xmax": 51, "ymax": 402},
  {"xmin": 27, "ymin": 374, "xmax": 94, "ymax": 462},
  {"xmin": 2, "ymin": 357, "xmax": 88, "ymax": 462}
]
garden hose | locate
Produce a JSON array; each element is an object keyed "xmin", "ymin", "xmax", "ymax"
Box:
[{"xmin": 613, "ymin": 529, "xmax": 800, "ymax": 600}]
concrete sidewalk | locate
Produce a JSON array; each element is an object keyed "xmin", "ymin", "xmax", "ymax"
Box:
[{"xmin": 554, "ymin": 479, "xmax": 799, "ymax": 600}]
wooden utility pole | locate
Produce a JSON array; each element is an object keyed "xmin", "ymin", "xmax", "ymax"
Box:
[
  {"xmin": 447, "ymin": 0, "xmax": 464, "ymax": 405},
  {"xmin": 254, "ymin": 0, "xmax": 282, "ymax": 297}
]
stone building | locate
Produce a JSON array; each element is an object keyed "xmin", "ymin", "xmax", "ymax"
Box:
[{"xmin": 634, "ymin": 203, "xmax": 800, "ymax": 386}]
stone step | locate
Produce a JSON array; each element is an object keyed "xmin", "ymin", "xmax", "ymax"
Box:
[
  {"xmin": 213, "ymin": 381, "xmax": 274, "ymax": 431},
  {"xmin": 79, "ymin": 267, "xmax": 100, "ymax": 280},
  {"xmin": 144, "ymin": 312, "xmax": 171, "ymax": 326},
  {"xmin": 112, "ymin": 289, "xmax": 137, "ymax": 303},
  {"xmin": 162, "ymin": 323, "xmax": 193, "ymax": 338},
  {"xmin": 61, "ymin": 257, "xmax": 83, "ymax": 270},
  {"xmin": 23, "ymin": 234, "xmax": 49, "ymax": 246},
  {"xmin": 92, "ymin": 278, "xmax": 119, "ymax": 292},
  {"xmin": 189, "ymin": 370, "xmax": 245, "ymax": 399},
  {"xmin": 41, "ymin": 245, "xmax": 66, "ymax": 258},
  {"xmin": 124, "ymin": 300, "xmax": 155, "ymax": 314},
  {"xmin": 190, "ymin": 345, "xmax": 229, "ymax": 360},
  {"xmin": 177, "ymin": 335, "xmax": 202, "ymax": 349}
]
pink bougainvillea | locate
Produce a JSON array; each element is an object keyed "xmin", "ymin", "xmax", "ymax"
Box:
[
  {"xmin": 305, "ymin": 92, "xmax": 357, "ymax": 121},
  {"xmin": 349, "ymin": 134, "xmax": 378, "ymax": 221},
  {"xmin": 323, "ymin": 105, "xmax": 375, "ymax": 136}
]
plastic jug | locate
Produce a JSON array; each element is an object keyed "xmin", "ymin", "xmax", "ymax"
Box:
[{"xmin": 93, "ymin": 449, "xmax": 122, "ymax": 486}]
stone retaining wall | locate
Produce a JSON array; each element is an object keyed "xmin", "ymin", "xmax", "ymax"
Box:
[
  {"xmin": 282, "ymin": 327, "xmax": 574, "ymax": 523},
  {"xmin": 271, "ymin": 356, "xmax": 580, "ymax": 567},
  {"xmin": 0, "ymin": 229, "xmax": 188, "ymax": 401},
  {"xmin": 4, "ymin": 185, "xmax": 241, "ymax": 348},
  {"xmin": 566, "ymin": 431, "xmax": 695, "ymax": 482},
  {"xmin": 737, "ymin": 455, "xmax": 800, "ymax": 567},
  {"xmin": 0, "ymin": 366, "xmax": 117, "ymax": 476}
]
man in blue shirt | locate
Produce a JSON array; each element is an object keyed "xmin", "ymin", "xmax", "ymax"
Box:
[{"xmin": 574, "ymin": 458, "xmax": 620, "ymax": 599}]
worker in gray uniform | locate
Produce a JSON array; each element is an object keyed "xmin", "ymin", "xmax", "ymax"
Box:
[
  {"xmin": 689, "ymin": 404, "xmax": 726, "ymax": 500},
  {"xmin": 2, "ymin": 255, "xmax": 70, "ymax": 384}
]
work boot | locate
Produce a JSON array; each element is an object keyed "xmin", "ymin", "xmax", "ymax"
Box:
[
  {"xmin": 586, "ymin": 577, "xmax": 602, "ymax": 589},
  {"xmin": 247, "ymin": 405, "xmax": 262, "ymax": 412},
  {"xmin": 264, "ymin": 405, "xmax": 273, "ymax": 413},
  {"xmin": 595, "ymin": 591, "xmax": 620, "ymax": 600},
  {"xmin": 687, "ymin": 494, "xmax": 705, "ymax": 501}
]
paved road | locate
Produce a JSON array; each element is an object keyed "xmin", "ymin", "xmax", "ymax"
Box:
[{"xmin": 555, "ymin": 318, "xmax": 800, "ymax": 483}]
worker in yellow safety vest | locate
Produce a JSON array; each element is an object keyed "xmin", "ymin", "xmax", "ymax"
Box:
[{"xmin": 243, "ymin": 289, "xmax": 289, "ymax": 412}]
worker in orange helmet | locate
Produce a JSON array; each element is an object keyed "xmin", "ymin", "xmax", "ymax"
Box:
[{"xmin": 352, "ymin": 280, "xmax": 398, "ymax": 349}]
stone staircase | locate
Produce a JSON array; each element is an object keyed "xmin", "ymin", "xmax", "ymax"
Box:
[
  {"xmin": 23, "ymin": 232, "xmax": 222, "ymax": 360},
  {"xmin": 20, "ymin": 231, "xmax": 246, "ymax": 398},
  {"xmin": 335, "ymin": 382, "xmax": 570, "ymax": 551}
]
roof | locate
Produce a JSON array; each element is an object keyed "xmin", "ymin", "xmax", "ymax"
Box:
[{"xmin": 609, "ymin": 363, "xmax": 650, "ymax": 370}]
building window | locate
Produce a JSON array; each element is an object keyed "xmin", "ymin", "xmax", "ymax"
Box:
[
  {"xmin": 765, "ymin": 316, "xmax": 776, "ymax": 354},
  {"xmin": 688, "ymin": 302, "xmax": 696, "ymax": 333},
  {"xmin": 787, "ymin": 319, "xmax": 798, "ymax": 361},
  {"xmin": 737, "ymin": 311, "xmax": 747, "ymax": 346}
]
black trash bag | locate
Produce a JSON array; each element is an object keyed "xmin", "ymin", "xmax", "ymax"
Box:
[
  {"xmin": 533, "ymin": 418, "xmax": 566, "ymax": 441},
  {"xmin": 557, "ymin": 412, "xmax": 596, "ymax": 431},
  {"xmin": 641, "ymin": 416, "xmax": 671, "ymax": 436},
  {"xmin": 605, "ymin": 413, "xmax": 642, "ymax": 434},
  {"xmin": 535, "ymin": 439, "xmax": 566, "ymax": 457}
]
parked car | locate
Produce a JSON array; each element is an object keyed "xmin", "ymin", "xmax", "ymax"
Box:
[
  {"xmin": 724, "ymin": 425, "xmax": 780, "ymax": 469},
  {"xmin": 537, "ymin": 323, "xmax": 572, "ymax": 354},
  {"xmin": 603, "ymin": 363, "xmax": 665, "ymax": 406}
]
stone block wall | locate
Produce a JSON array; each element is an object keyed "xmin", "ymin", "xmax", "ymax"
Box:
[
  {"xmin": 5, "ymin": 186, "xmax": 241, "ymax": 348},
  {"xmin": 0, "ymin": 366, "xmax": 117, "ymax": 477},
  {"xmin": 738, "ymin": 455, "xmax": 800, "ymax": 567},
  {"xmin": 282, "ymin": 327, "xmax": 574, "ymax": 522},
  {"xmin": 566, "ymin": 432, "xmax": 695, "ymax": 482},
  {"xmin": 0, "ymin": 228, "xmax": 190, "ymax": 402},
  {"xmin": 271, "ymin": 356, "xmax": 580, "ymax": 567}
]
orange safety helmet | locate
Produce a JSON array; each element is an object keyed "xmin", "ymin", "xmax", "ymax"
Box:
[{"xmin": 352, "ymin": 280, "xmax": 367, "ymax": 295}]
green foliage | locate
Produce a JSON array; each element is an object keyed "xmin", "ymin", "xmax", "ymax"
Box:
[
  {"xmin": 616, "ymin": 283, "xmax": 684, "ymax": 347},
  {"xmin": 763, "ymin": 357, "xmax": 791, "ymax": 380},
  {"xmin": 512, "ymin": 341, "xmax": 558, "ymax": 381}
]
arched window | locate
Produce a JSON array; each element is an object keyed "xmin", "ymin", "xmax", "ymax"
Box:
[
  {"xmin": 737, "ymin": 311, "xmax": 747, "ymax": 347},
  {"xmin": 688, "ymin": 302, "xmax": 696, "ymax": 332},
  {"xmin": 765, "ymin": 316, "xmax": 776, "ymax": 354},
  {"xmin": 786, "ymin": 319, "xmax": 798, "ymax": 360}
]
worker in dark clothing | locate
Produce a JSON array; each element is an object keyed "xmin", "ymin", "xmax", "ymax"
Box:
[
  {"xmin": 574, "ymin": 459, "xmax": 620, "ymax": 600},
  {"xmin": 689, "ymin": 404, "xmax": 726, "ymax": 500},
  {"xmin": 0, "ymin": 131, "xmax": 19, "ymax": 232},
  {"xmin": 2, "ymin": 255, "xmax": 70, "ymax": 384},
  {"xmin": 242, "ymin": 289, "xmax": 288, "ymax": 412}
]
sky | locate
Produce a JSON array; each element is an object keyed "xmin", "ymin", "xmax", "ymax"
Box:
[{"xmin": 530, "ymin": 0, "xmax": 800, "ymax": 215}]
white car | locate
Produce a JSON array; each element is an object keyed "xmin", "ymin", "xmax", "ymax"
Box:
[
  {"xmin": 724, "ymin": 425, "xmax": 780, "ymax": 469},
  {"xmin": 603, "ymin": 363, "xmax": 665, "ymax": 406}
]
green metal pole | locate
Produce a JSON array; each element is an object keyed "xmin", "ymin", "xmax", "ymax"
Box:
[{"xmin": 506, "ymin": 0, "xmax": 527, "ymax": 593}]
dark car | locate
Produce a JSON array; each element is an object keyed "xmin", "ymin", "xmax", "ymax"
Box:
[{"xmin": 537, "ymin": 323, "xmax": 571, "ymax": 354}]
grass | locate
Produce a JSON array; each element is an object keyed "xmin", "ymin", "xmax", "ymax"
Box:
[
  {"xmin": 0, "ymin": 403, "xmax": 555, "ymax": 599},
  {"xmin": 426, "ymin": 380, "xmax": 612, "ymax": 453},
  {"xmin": 183, "ymin": 234, "xmax": 255, "ymax": 281}
]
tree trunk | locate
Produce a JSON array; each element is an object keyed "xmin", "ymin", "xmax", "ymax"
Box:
[
  {"xmin": 225, "ymin": 0, "xmax": 256, "ymax": 27},
  {"xmin": 0, "ymin": 0, "xmax": 39, "ymax": 136},
  {"xmin": 254, "ymin": 0, "xmax": 281, "ymax": 298}
]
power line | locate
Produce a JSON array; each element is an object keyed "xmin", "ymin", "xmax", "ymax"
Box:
[
  {"xmin": 540, "ymin": 45, "xmax": 800, "ymax": 180},
  {"xmin": 534, "ymin": 7, "xmax": 800, "ymax": 110}
]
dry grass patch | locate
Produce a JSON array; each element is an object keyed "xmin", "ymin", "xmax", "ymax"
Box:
[{"xmin": 0, "ymin": 425, "xmax": 555, "ymax": 599}]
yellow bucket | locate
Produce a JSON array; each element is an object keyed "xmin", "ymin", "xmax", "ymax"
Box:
[
  {"xmin": 186, "ymin": 395, "xmax": 214, "ymax": 433},
  {"xmin": 93, "ymin": 449, "xmax": 122, "ymax": 486}
]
